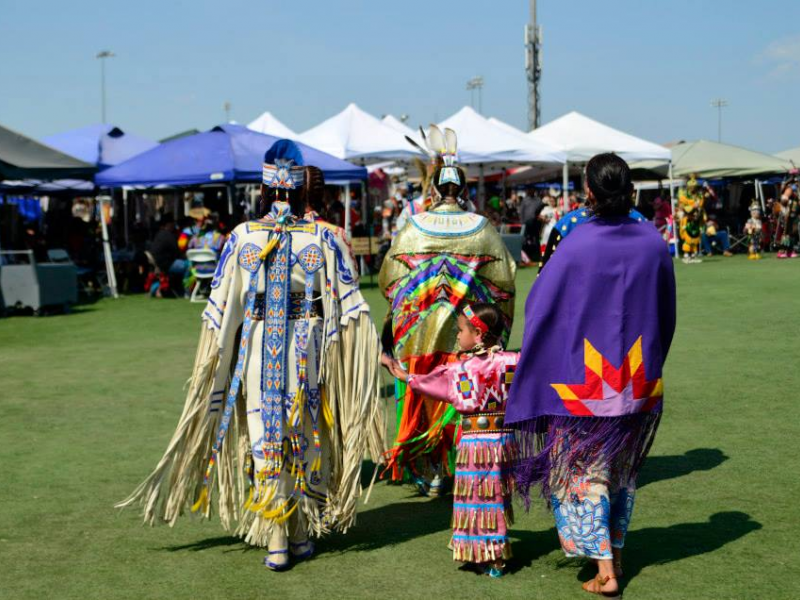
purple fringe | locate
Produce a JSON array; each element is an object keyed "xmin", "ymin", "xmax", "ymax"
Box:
[{"xmin": 512, "ymin": 412, "xmax": 661, "ymax": 509}]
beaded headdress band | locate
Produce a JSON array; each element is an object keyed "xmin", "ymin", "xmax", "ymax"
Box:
[
  {"xmin": 262, "ymin": 158, "xmax": 305, "ymax": 190},
  {"xmin": 462, "ymin": 305, "xmax": 489, "ymax": 334}
]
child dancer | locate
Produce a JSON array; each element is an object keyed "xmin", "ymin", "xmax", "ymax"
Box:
[
  {"xmin": 382, "ymin": 303, "xmax": 518, "ymax": 578},
  {"xmin": 744, "ymin": 203, "xmax": 763, "ymax": 260}
]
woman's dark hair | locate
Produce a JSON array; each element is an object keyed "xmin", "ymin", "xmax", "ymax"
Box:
[
  {"xmin": 432, "ymin": 165, "xmax": 467, "ymax": 202},
  {"xmin": 463, "ymin": 302, "xmax": 507, "ymax": 349},
  {"xmin": 303, "ymin": 166, "xmax": 326, "ymax": 215},
  {"xmin": 259, "ymin": 166, "xmax": 326, "ymax": 217},
  {"xmin": 585, "ymin": 153, "xmax": 633, "ymax": 218}
]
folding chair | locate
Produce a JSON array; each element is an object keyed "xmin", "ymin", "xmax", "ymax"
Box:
[
  {"xmin": 727, "ymin": 227, "xmax": 749, "ymax": 253},
  {"xmin": 186, "ymin": 248, "xmax": 218, "ymax": 303}
]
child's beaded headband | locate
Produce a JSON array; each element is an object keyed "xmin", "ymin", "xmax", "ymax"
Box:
[{"xmin": 462, "ymin": 305, "xmax": 489, "ymax": 334}]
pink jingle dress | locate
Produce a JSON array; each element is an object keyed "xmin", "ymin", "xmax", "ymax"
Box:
[{"xmin": 409, "ymin": 349, "xmax": 519, "ymax": 564}]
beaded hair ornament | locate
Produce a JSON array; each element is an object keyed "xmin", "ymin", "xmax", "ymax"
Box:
[
  {"xmin": 262, "ymin": 159, "xmax": 305, "ymax": 190},
  {"xmin": 428, "ymin": 125, "xmax": 460, "ymax": 187},
  {"xmin": 462, "ymin": 305, "xmax": 489, "ymax": 334}
]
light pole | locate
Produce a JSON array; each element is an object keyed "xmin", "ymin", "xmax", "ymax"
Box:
[
  {"xmin": 711, "ymin": 98, "xmax": 728, "ymax": 143},
  {"xmin": 96, "ymin": 50, "xmax": 115, "ymax": 124},
  {"xmin": 466, "ymin": 76, "xmax": 484, "ymax": 113}
]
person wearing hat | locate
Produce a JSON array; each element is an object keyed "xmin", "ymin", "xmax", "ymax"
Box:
[
  {"xmin": 118, "ymin": 139, "xmax": 386, "ymax": 571},
  {"xmin": 178, "ymin": 205, "xmax": 211, "ymax": 252}
]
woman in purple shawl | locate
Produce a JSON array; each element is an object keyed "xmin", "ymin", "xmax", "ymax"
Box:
[{"xmin": 506, "ymin": 154, "xmax": 676, "ymax": 597}]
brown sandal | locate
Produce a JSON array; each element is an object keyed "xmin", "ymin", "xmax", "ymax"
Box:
[{"xmin": 582, "ymin": 574, "xmax": 620, "ymax": 598}]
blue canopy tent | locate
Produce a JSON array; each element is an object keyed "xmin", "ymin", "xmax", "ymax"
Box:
[
  {"xmin": 43, "ymin": 124, "xmax": 157, "ymax": 169},
  {"xmin": 95, "ymin": 124, "xmax": 367, "ymax": 187}
]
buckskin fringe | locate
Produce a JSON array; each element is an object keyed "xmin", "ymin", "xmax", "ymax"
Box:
[
  {"xmin": 115, "ymin": 326, "xmax": 225, "ymax": 526},
  {"xmin": 319, "ymin": 310, "xmax": 386, "ymax": 532},
  {"xmin": 450, "ymin": 535, "xmax": 513, "ymax": 563}
]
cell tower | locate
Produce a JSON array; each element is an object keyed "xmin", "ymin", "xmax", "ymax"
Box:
[{"xmin": 525, "ymin": 0, "xmax": 542, "ymax": 130}]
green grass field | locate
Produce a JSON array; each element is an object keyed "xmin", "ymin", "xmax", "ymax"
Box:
[{"xmin": 1, "ymin": 256, "xmax": 798, "ymax": 599}]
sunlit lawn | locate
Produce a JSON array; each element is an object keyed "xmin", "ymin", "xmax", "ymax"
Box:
[{"xmin": 1, "ymin": 255, "xmax": 798, "ymax": 599}]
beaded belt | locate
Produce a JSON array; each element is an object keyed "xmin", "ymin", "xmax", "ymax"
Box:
[
  {"xmin": 460, "ymin": 411, "xmax": 510, "ymax": 433},
  {"xmin": 253, "ymin": 292, "xmax": 323, "ymax": 321}
]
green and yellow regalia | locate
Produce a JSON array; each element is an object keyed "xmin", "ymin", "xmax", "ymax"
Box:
[{"xmin": 380, "ymin": 203, "xmax": 515, "ymax": 481}]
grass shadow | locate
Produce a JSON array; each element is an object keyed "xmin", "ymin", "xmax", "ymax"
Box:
[
  {"xmin": 639, "ymin": 448, "xmax": 729, "ymax": 488},
  {"xmin": 504, "ymin": 527, "xmax": 562, "ymax": 574},
  {"xmin": 575, "ymin": 511, "xmax": 762, "ymax": 592},
  {"xmin": 162, "ymin": 535, "xmax": 253, "ymax": 554},
  {"xmin": 317, "ymin": 495, "xmax": 453, "ymax": 555},
  {"xmin": 2, "ymin": 304, "xmax": 98, "ymax": 317}
]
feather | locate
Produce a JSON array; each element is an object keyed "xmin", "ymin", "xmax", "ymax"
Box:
[
  {"xmin": 428, "ymin": 125, "xmax": 446, "ymax": 156},
  {"xmin": 444, "ymin": 128, "xmax": 457, "ymax": 158},
  {"xmin": 405, "ymin": 135, "xmax": 432, "ymax": 159},
  {"xmin": 418, "ymin": 126, "xmax": 429, "ymax": 150}
]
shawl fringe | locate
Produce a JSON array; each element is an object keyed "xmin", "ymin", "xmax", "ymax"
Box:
[{"xmin": 513, "ymin": 412, "xmax": 661, "ymax": 509}]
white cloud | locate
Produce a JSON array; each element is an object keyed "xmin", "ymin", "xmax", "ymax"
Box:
[{"xmin": 759, "ymin": 35, "xmax": 800, "ymax": 77}]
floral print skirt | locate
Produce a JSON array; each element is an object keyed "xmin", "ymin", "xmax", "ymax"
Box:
[{"xmin": 548, "ymin": 430, "xmax": 637, "ymax": 560}]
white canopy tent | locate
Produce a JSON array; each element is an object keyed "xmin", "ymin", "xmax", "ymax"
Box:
[
  {"xmin": 487, "ymin": 117, "xmax": 527, "ymax": 137},
  {"xmin": 381, "ymin": 114, "xmax": 417, "ymax": 138},
  {"xmin": 381, "ymin": 113, "xmax": 428, "ymax": 152},
  {"xmin": 526, "ymin": 110, "xmax": 674, "ymax": 252},
  {"xmin": 299, "ymin": 103, "xmax": 420, "ymax": 162},
  {"xmin": 246, "ymin": 111, "xmax": 297, "ymax": 139},
  {"xmin": 775, "ymin": 146, "xmax": 800, "ymax": 169},
  {"xmin": 528, "ymin": 111, "xmax": 671, "ymax": 163},
  {"xmin": 439, "ymin": 106, "xmax": 565, "ymax": 165},
  {"xmin": 438, "ymin": 107, "xmax": 565, "ymax": 206},
  {"xmin": 298, "ymin": 104, "xmax": 422, "ymax": 234}
]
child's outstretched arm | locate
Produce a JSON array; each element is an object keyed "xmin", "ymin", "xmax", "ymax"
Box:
[{"xmin": 381, "ymin": 353, "xmax": 409, "ymax": 382}]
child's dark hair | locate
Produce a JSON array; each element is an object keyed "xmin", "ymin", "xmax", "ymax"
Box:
[{"xmin": 463, "ymin": 302, "xmax": 506, "ymax": 348}]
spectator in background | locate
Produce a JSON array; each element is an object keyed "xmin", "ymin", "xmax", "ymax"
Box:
[
  {"xmin": 652, "ymin": 194, "xmax": 673, "ymax": 234},
  {"xmin": 149, "ymin": 214, "xmax": 186, "ymax": 296},
  {"xmin": 518, "ymin": 190, "xmax": 541, "ymax": 224},
  {"xmin": 538, "ymin": 195, "xmax": 559, "ymax": 255},
  {"xmin": 178, "ymin": 206, "xmax": 210, "ymax": 252},
  {"xmin": 777, "ymin": 180, "xmax": 800, "ymax": 258},
  {"xmin": 23, "ymin": 222, "xmax": 48, "ymax": 263},
  {"xmin": 504, "ymin": 193, "xmax": 520, "ymax": 224},
  {"xmin": 519, "ymin": 191, "xmax": 544, "ymax": 264},
  {"xmin": 702, "ymin": 213, "xmax": 733, "ymax": 257},
  {"xmin": 187, "ymin": 211, "xmax": 225, "ymax": 254},
  {"xmin": 326, "ymin": 190, "xmax": 345, "ymax": 228},
  {"xmin": 568, "ymin": 191, "xmax": 580, "ymax": 212}
]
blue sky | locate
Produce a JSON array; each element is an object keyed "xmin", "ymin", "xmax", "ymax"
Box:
[{"xmin": 2, "ymin": 0, "xmax": 799, "ymax": 153}]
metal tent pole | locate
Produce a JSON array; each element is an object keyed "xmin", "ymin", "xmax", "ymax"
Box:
[
  {"xmin": 122, "ymin": 187, "xmax": 129, "ymax": 248},
  {"xmin": 668, "ymin": 160, "xmax": 680, "ymax": 258},
  {"xmin": 344, "ymin": 183, "xmax": 351, "ymax": 238},
  {"xmin": 98, "ymin": 195, "xmax": 119, "ymax": 298}
]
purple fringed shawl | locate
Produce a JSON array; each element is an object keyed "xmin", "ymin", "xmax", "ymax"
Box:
[{"xmin": 505, "ymin": 217, "xmax": 676, "ymax": 505}]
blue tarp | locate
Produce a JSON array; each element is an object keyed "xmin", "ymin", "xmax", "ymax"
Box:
[
  {"xmin": 0, "ymin": 195, "xmax": 43, "ymax": 222},
  {"xmin": 43, "ymin": 124, "xmax": 158, "ymax": 169},
  {"xmin": 95, "ymin": 124, "xmax": 367, "ymax": 187}
]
